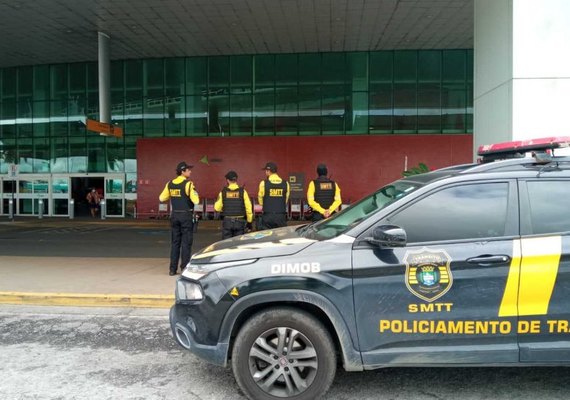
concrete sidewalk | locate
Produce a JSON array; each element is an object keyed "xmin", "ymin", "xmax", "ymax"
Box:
[
  {"xmin": 0, "ymin": 256, "xmax": 176, "ymax": 308},
  {"xmin": 0, "ymin": 217, "xmax": 226, "ymax": 308}
]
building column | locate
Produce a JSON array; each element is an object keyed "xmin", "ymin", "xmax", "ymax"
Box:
[
  {"xmin": 98, "ymin": 32, "xmax": 111, "ymax": 124},
  {"xmin": 474, "ymin": 0, "xmax": 570, "ymax": 157}
]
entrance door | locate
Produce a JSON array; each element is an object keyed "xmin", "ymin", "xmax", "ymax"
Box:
[
  {"xmin": 16, "ymin": 175, "xmax": 49, "ymax": 216},
  {"xmin": 104, "ymin": 175, "xmax": 124, "ymax": 217},
  {"xmin": 51, "ymin": 176, "xmax": 70, "ymax": 216}
]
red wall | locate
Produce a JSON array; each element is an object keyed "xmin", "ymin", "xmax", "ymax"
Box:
[{"xmin": 137, "ymin": 134, "xmax": 473, "ymax": 217}]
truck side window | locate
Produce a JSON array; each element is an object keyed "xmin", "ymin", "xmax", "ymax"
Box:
[
  {"xmin": 388, "ymin": 182, "xmax": 509, "ymax": 243},
  {"xmin": 527, "ymin": 180, "xmax": 570, "ymax": 235}
]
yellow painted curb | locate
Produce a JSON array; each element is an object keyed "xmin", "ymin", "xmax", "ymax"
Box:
[{"xmin": 0, "ymin": 291, "xmax": 175, "ymax": 308}]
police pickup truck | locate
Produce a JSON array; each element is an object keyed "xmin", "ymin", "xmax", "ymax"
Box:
[{"xmin": 170, "ymin": 137, "xmax": 570, "ymax": 400}]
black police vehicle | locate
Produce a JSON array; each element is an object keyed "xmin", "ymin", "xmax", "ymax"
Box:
[{"xmin": 170, "ymin": 137, "xmax": 570, "ymax": 400}]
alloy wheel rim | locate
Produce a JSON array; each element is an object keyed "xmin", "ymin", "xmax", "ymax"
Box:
[{"xmin": 248, "ymin": 326, "xmax": 318, "ymax": 397}]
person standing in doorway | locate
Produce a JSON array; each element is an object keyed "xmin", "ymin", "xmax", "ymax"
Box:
[
  {"xmin": 159, "ymin": 161, "xmax": 200, "ymax": 276},
  {"xmin": 86, "ymin": 188, "xmax": 101, "ymax": 218},
  {"xmin": 258, "ymin": 162, "xmax": 289, "ymax": 230},
  {"xmin": 214, "ymin": 170, "xmax": 253, "ymax": 239},
  {"xmin": 306, "ymin": 163, "xmax": 342, "ymax": 222}
]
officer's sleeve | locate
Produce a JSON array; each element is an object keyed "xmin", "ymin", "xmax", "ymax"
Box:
[
  {"xmin": 328, "ymin": 182, "xmax": 342, "ymax": 213},
  {"xmin": 159, "ymin": 182, "xmax": 170, "ymax": 202},
  {"xmin": 258, "ymin": 180, "xmax": 265, "ymax": 206},
  {"xmin": 243, "ymin": 189, "xmax": 253, "ymax": 223},
  {"xmin": 307, "ymin": 181, "xmax": 325, "ymax": 215},
  {"xmin": 187, "ymin": 182, "xmax": 200, "ymax": 205},
  {"xmin": 214, "ymin": 192, "xmax": 224, "ymax": 212},
  {"xmin": 285, "ymin": 181, "xmax": 290, "ymax": 204}
]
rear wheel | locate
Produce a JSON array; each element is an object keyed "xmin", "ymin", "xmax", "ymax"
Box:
[{"xmin": 231, "ymin": 307, "xmax": 336, "ymax": 400}]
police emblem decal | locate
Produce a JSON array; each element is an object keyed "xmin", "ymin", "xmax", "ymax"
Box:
[{"xmin": 404, "ymin": 248, "xmax": 453, "ymax": 302}]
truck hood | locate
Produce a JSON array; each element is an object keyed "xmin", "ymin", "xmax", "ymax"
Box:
[{"xmin": 190, "ymin": 225, "xmax": 316, "ymax": 264}]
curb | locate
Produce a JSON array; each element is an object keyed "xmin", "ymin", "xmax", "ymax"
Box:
[{"xmin": 0, "ymin": 291, "xmax": 175, "ymax": 308}]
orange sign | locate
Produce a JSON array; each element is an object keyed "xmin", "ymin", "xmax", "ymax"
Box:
[{"xmin": 86, "ymin": 119, "xmax": 123, "ymax": 138}]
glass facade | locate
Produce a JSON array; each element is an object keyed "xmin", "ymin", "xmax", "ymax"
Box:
[{"xmin": 0, "ymin": 50, "xmax": 473, "ymax": 175}]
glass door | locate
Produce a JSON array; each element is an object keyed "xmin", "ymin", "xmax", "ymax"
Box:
[
  {"xmin": 51, "ymin": 176, "xmax": 70, "ymax": 216},
  {"xmin": 105, "ymin": 175, "xmax": 124, "ymax": 217},
  {"xmin": 17, "ymin": 175, "xmax": 49, "ymax": 216}
]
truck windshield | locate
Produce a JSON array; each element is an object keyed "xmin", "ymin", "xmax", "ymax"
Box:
[{"xmin": 298, "ymin": 180, "xmax": 419, "ymax": 240}]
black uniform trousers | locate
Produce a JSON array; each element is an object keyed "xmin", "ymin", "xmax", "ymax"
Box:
[
  {"xmin": 260, "ymin": 213, "xmax": 287, "ymax": 229},
  {"xmin": 222, "ymin": 217, "xmax": 247, "ymax": 239},
  {"xmin": 170, "ymin": 211, "xmax": 194, "ymax": 273}
]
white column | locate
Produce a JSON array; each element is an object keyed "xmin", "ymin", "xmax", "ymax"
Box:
[
  {"xmin": 98, "ymin": 32, "xmax": 111, "ymax": 124},
  {"xmin": 474, "ymin": 0, "xmax": 570, "ymax": 158}
]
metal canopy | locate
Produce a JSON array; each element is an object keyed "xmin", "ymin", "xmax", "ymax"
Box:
[{"xmin": 0, "ymin": 0, "xmax": 473, "ymax": 68}]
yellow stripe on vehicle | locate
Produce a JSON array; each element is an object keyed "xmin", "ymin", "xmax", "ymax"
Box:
[
  {"xmin": 518, "ymin": 236, "xmax": 561, "ymax": 316},
  {"xmin": 498, "ymin": 239, "xmax": 521, "ymax": 317}
]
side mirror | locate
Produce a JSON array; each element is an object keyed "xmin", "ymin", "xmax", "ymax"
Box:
[{"xmin": 366, "ymin": 225, "xmax": 407, "ymax": 248}]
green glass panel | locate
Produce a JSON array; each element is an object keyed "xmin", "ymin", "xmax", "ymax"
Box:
[
  {"xmin": 443, "ymin": 50, "xmax": 466, "ymax": 82},
  {"xmin": 17, "ymin": 98, "xmax": 32, "ymax": 119},
  {"xmin": 17, "ymin": 123, "xmax": 33, "ymax": 139},
  {"xmin": 69, "ymin": 136, "xmax": 87, "ymax": 172},
  {"xmin": 275, "ymin": 86, "xmax": 297, "ymax": 134},
  {"xmin": 126, "ymin": 172, "xmax": 137, "ymax": 193},
  {"xmin": 231, "ymin": 55, "xmax": 252, "ymax": 94},
  {"xmin": 106, "ymin": 137, "xmax": 125, "ymax": 172},
  {"xmin": 33, "ymin": 138, "xmax": 49, "ymax": 172},
  {"xmin": 50, "ymin": 64, "xmax": 68, "ymax": 100},
  {"xmin": 186, "ymin": 57, "xmax": 207, "ymax": 95},
  {"xmin": 165, "ymin": 96, "xmax": 185, "ymax": 136},
  {"xmin": 69, "ymin": 63, "xmax": 86, "ymax": 96},
  {"xmin": 52, "ymin": 178, "xmax": 69, "ymax": 194},
  {"xmin": 143, "ymin": 96, "xmax": 164, "ymax": 137},
  {"xmin": 230, "ymin": 94, "xmax": 252, "ymax": 136},
  {"xmin": 322, "ymin": 53, "xmax": 346, "ymax": 86},
  {"xmin": 276, "ymin": 54, "xmax": 297, "ymax": 87},
  {"xmin": 186, "ymin": 95, "xmax": 208, "ymax": 136},
  {"xmin": 145, "ymin": 59, "xmax": 164, "ymax": 98},
  {"xmin": 17, "ymin": 138, "xmax": 33, "ymax": 172},
  {"xmin": 322, "ymin": 85, "xmax": 345, "ymax": 135},
  {"xmin": 298, "ymin": 54, "xmax": 320, "ymax": 85},
  {"xmin": 2, "ymin": 67, "xmax": 16, "ymax": 98},
  {"xmin": 347, "ymin": 91, "xmax": 368, "ymax": 134},
  {"xmin": 33, "ymin": 65, "xmax": 50, "ymax": 101},
  {"xmin": 253, "ymin": 92, "xmax": 275, "ymax": 135},
  {"xmin": 0, "ymin": 138, "xmax": 16, "ymax": 173},
  {"xmin": 86, "ymin": 135, "xmax": 106, "ymax": 172},
  {"xmin": 209, "ymin": 56, "xmax": 229, "ymax": 94},
  {"xmin": 50, "ymin": 137, "xmax": 68, "ymax": 173},
  {"xmin": 369, "ymin": 84, "xmax": 392, "ymax": 133},
  {"xmin": 394, "ymin": 51, "xmax": 417, "ymax": 82},
  {"xmin": 124, "ymin": 137, "xmax": 137, "ymax": 173},
  {"xmin": 348, "ymin": 52, "xmax": 368, "ymax": 92},
  {"xmin": 254, "ymin": 55, "xmax": 275, "ymax": 91},
  {"xmin": 370, "ymin": 52, "xmax": 392, "ymax": 83},
  {"xmin": 208, "ymin": 94, "xmax": 229, "ymax": 136},
  {"xmin": 165, "ymin": 58, "xmax": 184, "ymax": 97},
  {"xmin": 18, "ymin": 67, "xmax": 33, "ymax": 101},
  {"xmin": 298, "ymin": 85, "xmax": 321, "ymax": 135},
  {"xmin": 418, "ymin": 52, "xmax": 441, "ymax": 133},
  {"xmin": 418, "ymin": 51, "xmax": 441, "ymax": 82},
  {"xmin": 442, "ymin": 81, "xmax": 466, "ymax": 132}
]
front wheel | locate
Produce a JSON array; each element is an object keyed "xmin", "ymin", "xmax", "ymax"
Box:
[{"xmin": 231, "ymin": 307, "xmax": 337, "ymax": 400}]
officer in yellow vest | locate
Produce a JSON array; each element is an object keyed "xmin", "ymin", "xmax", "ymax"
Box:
[
  {"xmin": 214, "ymin": 170, "xmax": 253, "ymax": 239},
  {"xmin": 307, "ymin": 163, "xmax": 342, "ymax": 222},
  {"xmin": 159, "ymin": 161, "xmax": 200, "ymax": 276},
  {"xmin": 258, "ymin": 162, "xmax": 290, "ymax": 229}
]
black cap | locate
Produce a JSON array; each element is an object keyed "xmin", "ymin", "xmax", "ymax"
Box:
[
  {"xmin": 263, "ymin": 162, "xmax": 277, "ymax": 173},
  {"xmin": 225, "ymin": 170, "xmax": 238, "ymax": 180},
  {"xmin": 316, "ymin": 163, "xmax": 327, "ymax": 176},
  {"xmin": 176, "ymin": 161, "xmax": 193, "ymax": 174}
]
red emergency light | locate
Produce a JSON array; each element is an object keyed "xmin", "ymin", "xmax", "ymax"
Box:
[{"xmin": 478, "ymin": 136, "xmax": 570, "ymax": 156}]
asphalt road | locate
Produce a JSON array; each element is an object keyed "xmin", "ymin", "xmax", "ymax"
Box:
[{"xmin": 1, "ymin": 304, "xmax": 569, "ymax": 400}]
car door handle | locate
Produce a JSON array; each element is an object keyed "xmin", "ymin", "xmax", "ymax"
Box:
[{"xmin": 466, "ymin": 255, "xmax": 511, "ymax": 266}]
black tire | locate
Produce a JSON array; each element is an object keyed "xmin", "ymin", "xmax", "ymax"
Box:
[{"xmin": 231, "ymin": 307, "xmax": 337, "ymax": 400}]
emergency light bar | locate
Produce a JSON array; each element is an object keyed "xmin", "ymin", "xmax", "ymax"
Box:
[{"xmin": 477, "ymin": 136, "xmax": 570, "ymax": 163}]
